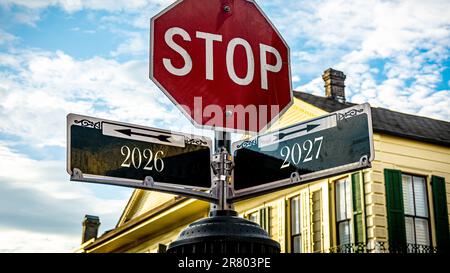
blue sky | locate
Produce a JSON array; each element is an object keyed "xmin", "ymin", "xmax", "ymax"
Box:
[{"xmin": 0, "ymin": 0, "xmax": 449, "ymax": 252}]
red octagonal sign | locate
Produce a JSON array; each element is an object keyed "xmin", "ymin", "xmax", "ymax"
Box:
[{"xmin": 150, "ymin": 0, "xmax": 292, "ymax": 133}]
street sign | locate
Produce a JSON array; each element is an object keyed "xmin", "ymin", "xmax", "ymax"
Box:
[
  {"xmin": 150, "ymin": 0, "xmax": 292, "ymax": 133},
  {"xmin": 67, "ymin": 114, "xmax": 216, "ymax": 201},
  {"xmin": 230, "ymin": 103, "xmax": 374, "ymax": 201}
]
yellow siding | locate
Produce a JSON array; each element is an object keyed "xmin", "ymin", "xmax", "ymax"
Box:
[
  {"xmin": 119, "ymin": 190, "xmax": 179, "ymax": 225},
  {"xmin": 127, "ymin": 224, "xmax": 187, "ymax": 253},
  {"xmin": 79, "ymin": 98, "xmax": 450, "ymax": 253},
  {"xmin": 367, "ymin": 133, "xmax": 450, "ymax": 247},
  {"xmin": 268, "ymin": 99, "xmax": 327, "ymax": 132}
]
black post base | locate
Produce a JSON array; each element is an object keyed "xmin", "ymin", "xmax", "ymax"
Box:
[{"xmin": 167, "ymin": 210, "xmax": 280, "ymax": 254}]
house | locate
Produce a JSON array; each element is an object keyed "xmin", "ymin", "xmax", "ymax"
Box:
[{"xmin": 76, "ymin": 68, "xmax": 450, "ymax": 253}]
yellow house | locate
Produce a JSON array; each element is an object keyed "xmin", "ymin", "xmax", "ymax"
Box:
[{"xmin": 76, "ymin": 68, "xmax": 450, "ymax": 253}]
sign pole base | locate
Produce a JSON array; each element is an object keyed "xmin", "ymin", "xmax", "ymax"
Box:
[
  {"xmin": 167, "ymin": 132, "xmax": 281, "ymax": 254},
  {"xmin": 166, "ymin": 209, "xmax": 280, "ymax": 254}
]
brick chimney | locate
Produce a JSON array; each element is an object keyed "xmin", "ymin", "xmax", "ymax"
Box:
[
  {"xmin": 82, "ymin": 215, "xmax": 100, "ymax": 243},
  {"xmin": 322, "ymin": 68, "xmax": 346, "ymax": 103}
]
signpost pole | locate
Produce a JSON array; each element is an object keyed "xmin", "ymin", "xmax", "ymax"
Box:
[
  {"xmin": 166, "ymin": 130, "xmax": 280, "ymax": 254},
  {"xmin": 210, "ymin": 131, "xmax": 234, "ymax": 212},
  {"xmin": 214, "ymin": 131, "xmax": 231, "ymax": 152}
]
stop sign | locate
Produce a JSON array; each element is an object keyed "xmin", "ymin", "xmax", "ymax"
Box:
[{"xmin": 150, "ymin": 0, "xmax": 292, "ymax": 133}]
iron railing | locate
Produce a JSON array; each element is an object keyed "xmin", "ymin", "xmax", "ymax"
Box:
[{"xmin": 328, "ymin": 242, "xmax": 439, "ymax": 253}]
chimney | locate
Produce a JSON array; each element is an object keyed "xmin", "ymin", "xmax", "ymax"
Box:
[
  {"xmin": 322, "ymin": 68, "xmax": 346, "ymax": 103},
  {"xmin": 82, "ymin": 215, "xmax": 100, "ymax": 243}
]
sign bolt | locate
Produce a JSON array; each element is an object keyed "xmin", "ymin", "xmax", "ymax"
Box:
[{"xmin": 223, "ymin": 5, "xmax": 231, "ymax": 12}]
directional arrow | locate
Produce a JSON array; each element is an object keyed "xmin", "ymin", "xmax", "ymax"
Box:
[
  {"xmin": 115, "ymin": 129, "xmax": 171, "ymax": 143},
  {"xmin": 278, "ymin": 124, "xmax": 320, "ymax": 140}
]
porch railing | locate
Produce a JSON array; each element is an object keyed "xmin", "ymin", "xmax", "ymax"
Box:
[{"xmin": 328, "ymin": 242, "xmax": 439, "ymax": 253}]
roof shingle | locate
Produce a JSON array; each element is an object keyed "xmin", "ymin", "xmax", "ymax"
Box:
[{"xmin": 293, "ymin": 91, "xmax": 450, "ymax": 147}]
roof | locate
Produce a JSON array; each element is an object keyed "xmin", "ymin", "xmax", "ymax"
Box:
[{"xmin": 293, "ymin": 91, "xmax": 450, "ymax": 147}]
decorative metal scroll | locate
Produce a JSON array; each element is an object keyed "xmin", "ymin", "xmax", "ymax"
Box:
[
  {"xmin": 74, "ymin": 119, "xmax": 102, "ymax": 129},
  {"xmin": 337, "ymin": 108, "xmax": 364, "ymax": 120}
]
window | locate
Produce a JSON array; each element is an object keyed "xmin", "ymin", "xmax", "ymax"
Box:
[
  {"xmin": 247, "ymin": 208, "xmax": 271, "ymax": 236},
  {"xmin": 259, "ymin": 207, "xmax": 271, "ymax": 236},
  {"xmin": 335, "ymin": 178, "xmax": 352, "ymax": 247},
  {"xmin": 290, "ymin": 196, "xmax": 301, "ymax": 253},
  {"xmin": 248, "ymin": 211, "xmax": 258, "ymax": 224},
  {"xmin": 402, "ymin": 174, "xmax": 431, "ymax": 248}
]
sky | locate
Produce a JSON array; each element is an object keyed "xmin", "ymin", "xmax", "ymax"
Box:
[{"xmin": 0, "ymin": 0, "xmax": 449, "ymax": 252}]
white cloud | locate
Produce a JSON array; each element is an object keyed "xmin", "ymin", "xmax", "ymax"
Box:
[
  {"xmin": 0, "ymin": 229, "xmax": 79, "ymax": 253},
  {"xmin": 1, "ymin": 0, "xmax": 175, "ymax": 13},
  {"xmin": 286, "ymin": 0, "xmax": 450, "ymax": 121},
  {"xmin": 111, "ymin": 32, "xmax": 147, "ymax": 57},
  {"xmin": 0, "ymin": 45, "xmax": 203, "ymax": 252},
  {"xmin": 0, "ymin": 143, "xmax": 129, "ymax": 252},
  {"xmin": 0, "ymin": 29, "xmax": 18, "ymax": 45},
  {"xmin": 0, "ymin": 46, "xmax": 201, "ymax": 252},
  {"xmin": 0, "ymin": 48, "xmax": 182, "ymax": 148},
  {"xmin": 12, "ymin": 7, "xmax": 41, "ymax": 26},
  {"xmin": 0, "ymin": 41, "xmax": 201, "ymax": 252}
]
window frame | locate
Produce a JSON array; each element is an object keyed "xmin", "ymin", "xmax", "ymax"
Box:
[
  {"xmin": 260, "ymin": 206, "xmax": 271, "ymax": 236},
  {"xmin": 334, "ymin": 176, "xmax": 353, "ymax": 247},
  {"xmin": 246, "ymin": 207, "xmax": 271, "ymax": 236},
  {"xmin": 401, "ymin": 173, "xmax": 432, "ymax": 247},
  {"xmin": 289, "ymin": 195, "xmax": 302, "ymax": 253},
  {"xmin": 247, "ymin": 210, "xmax": 259, "ymax": 225}
]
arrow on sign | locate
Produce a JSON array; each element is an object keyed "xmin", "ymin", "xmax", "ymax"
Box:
[
  {"xmin": 278, "ymin": 124, "xmax": 319, "ymax": 140},
  {"xmin": 116, "ymin": 129, "xmax": 171, "ymax": 143}
]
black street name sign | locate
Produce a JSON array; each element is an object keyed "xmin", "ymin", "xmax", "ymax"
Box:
[
  {"xmin": 231, "ymin": 103, "xmax": 374, "ymax": 201},
  {"xmin": 67, "ymin": 114, "xmax": 212, "ymax": 190}
]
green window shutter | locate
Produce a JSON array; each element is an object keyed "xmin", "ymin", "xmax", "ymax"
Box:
[
  {"xmin": 259, "ymin": 208, "xmax": 266, "ymax": 229},
  {"xmin": 384, "ymin": 169, "xmax": 407, "ymax": 252},
  {"xmin": 351, "ymin": 172, "xmax": 365, "ymax": 245},
  {"xmin": 259, "ymin": 207, "xmax": 271, "ymax": 236},
  {"xmin": 431, "ymin": 176, "xmax": 450, "ymax": 252}
]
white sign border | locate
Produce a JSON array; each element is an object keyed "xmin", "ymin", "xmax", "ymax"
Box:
[
  {"xmin": 66, "ymin": 113, "xmax": 216, "ymax": 201},
  {"xmin": 229, "ymin": 103, "xmax": 375, "ymax": 201}
]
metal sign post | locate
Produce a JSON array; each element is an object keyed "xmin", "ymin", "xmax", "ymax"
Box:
[
  {"xmin": 167, "ymin": 132, "xmax": 280, "ymax": 255},
  {"xmin": 210, "ymin": 131, "xmax": 234, "ymax": 212}
]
